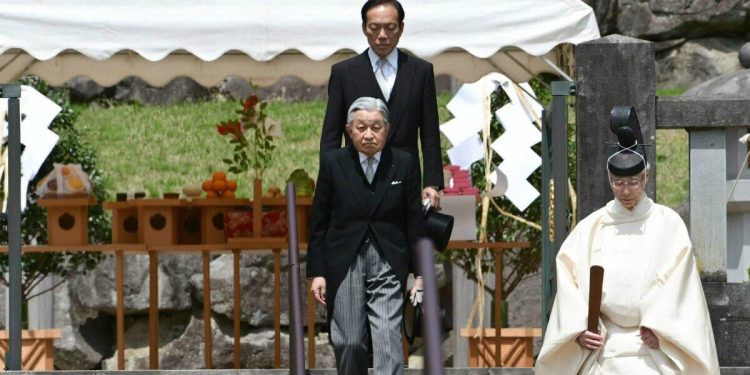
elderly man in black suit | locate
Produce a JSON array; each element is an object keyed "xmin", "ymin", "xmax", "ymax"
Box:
[
  {"xmin": 320, "ymin": 0, "xmax": 443, "ymax": 210},
  {"xmin": 308, "ymin": 97, "xmax": 424, "ymax": 375}
]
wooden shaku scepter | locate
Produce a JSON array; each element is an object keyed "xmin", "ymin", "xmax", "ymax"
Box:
[{"xmin": 587, "ymin": 265, "xmax": 605, "ymax": 333}]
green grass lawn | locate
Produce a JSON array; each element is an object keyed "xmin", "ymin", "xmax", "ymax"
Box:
[
  {"xmin": 75, "ymin": 91, "xmax": 688, "ymax": 207},
  {"xmin": 655, "ymin": 87, "xmax": 689, "ymax": 207},
  {"xmin": 76, "ymin": 99, "xmax": 326, "ymax": 199}
]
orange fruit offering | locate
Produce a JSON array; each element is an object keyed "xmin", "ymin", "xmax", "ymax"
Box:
[
  {"xmin": 206, "ymin": 191, "xmax": 219, "ymax": 198},
  {"xmin": 202, "ymin": 180, "xmax": 213, "ymax": 192},
  {"xmin": 61, "ymin": 165, "xmax": 72, "ymax": 176},
  {"xmin": 222, "ymin": 190, "xmax": 235, "ymax": 199},
  {"xmin": 212, "ymin": 171, "xmax": 227, "ymax": 181},
  {"xmin": 66, "ymin": 176, "xmax": 84, "ymax": 191},
  {"xmin": 212, "ymin": 180, "xmax": 227, "ymax": 192},
  {"xmin": 226, "ymin": 180, "xmax": 238, "ymax": 191}
]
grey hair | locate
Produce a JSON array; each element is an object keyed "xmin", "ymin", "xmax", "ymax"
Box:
[{"xmin": 346, "ymin": 97, "xmax": 390, "ymax": 126}]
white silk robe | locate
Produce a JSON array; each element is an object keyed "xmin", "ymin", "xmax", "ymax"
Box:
[{"xmin": 535, "ymin": 197, "xmax": 719, "ymax": 374}]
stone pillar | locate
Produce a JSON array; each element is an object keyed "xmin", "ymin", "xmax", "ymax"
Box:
[
  {"xmin": 691, "ymin": 130, "xmax": 727, "ymax": 281},
  {"xmin": 575, "ymin": 35, "xmax": 656, "ymax": 218}
]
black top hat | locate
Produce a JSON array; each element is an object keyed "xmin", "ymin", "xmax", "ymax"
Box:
[
  {"xmin": 607, "ymin": 106, "xmax": 648, "ymax": 177},
  {"xmin": 423, "ymin": 207, "xmax": 454, "ymax": 252}
]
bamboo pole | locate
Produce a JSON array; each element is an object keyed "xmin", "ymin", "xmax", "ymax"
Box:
[
  {"xmin": 233, "ymin": 249, "xmax": 241, "ymax": 368},
  {"xmin": 202, "ymin": 250, "xmax": 212, "ymax": 368},
  {"xmin": 148, "ymin": 251, "xmax": 159, "ymax": 369},
  {"xmin": 466, "ymin": 77, "xmax": 493, "ymax": 339},
  {"xmin": 494, "ymin": 249, "xmax": 504, "ymax": 367},
  {"xmin": 115, "ymin": 250, "xmax": 125, "ymax": 370},
  {"xmin": 273, "ymin": 248, "xmax": 282, "ymax": 368}
]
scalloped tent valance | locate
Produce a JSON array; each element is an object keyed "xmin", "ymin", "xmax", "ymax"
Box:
[{"xmin": 0, "ymin": 0, "xmax": 599, "ymax": 86}]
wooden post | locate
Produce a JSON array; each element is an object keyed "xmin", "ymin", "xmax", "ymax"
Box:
[
  {"xmin": 306, "ymin": 285, "xmax": 316, "ymax": 369},
  {"xmin": 253, "ymin": 179, "xmax": 262, "ymax": 238},
  {"xmin": 115, "ymin": 250, "xmax": 125, "ymax": 370},
  {"xmin": 202, "ymin": 250, "xmax": 212, "ymax": 369},
  {"xmin": 494, "ymin": 249, "xmax": 503, "ymax": 367},
  {"xmin": 273, "ymin": 248, "xmax": 282, "ymax": 368},
  {"xmin": 233, "ymin": 249, "xmax": 241, "ymax": 369},
  {"xmin": 148, "ymin": 251, "xmax": 159, "ymax": 369}
]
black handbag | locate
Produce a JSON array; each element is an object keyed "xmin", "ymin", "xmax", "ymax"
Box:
[{"xmin": 402, "ymin": 294, "xmax": 452, "ymax": 345}]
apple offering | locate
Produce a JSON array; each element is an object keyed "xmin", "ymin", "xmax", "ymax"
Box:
[{"xmin": 35, "ymin": 163, "xmax": 93, "ymax": 197}]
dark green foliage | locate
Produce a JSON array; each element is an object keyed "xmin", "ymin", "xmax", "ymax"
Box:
[
  {"xmin": 441, "ymin": 78, "xmax": 573, "ymax": 300},
  {"xmin": 0, "ymin": 76, "xmax": 108, "ymax": 301}
]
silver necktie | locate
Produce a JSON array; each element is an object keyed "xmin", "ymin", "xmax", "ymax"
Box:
[
  {"xmin": 376, "ymin": 58, "xmax": 391, "ymax": 100},
  {"xmin": 365, "ymin": 157, "xmax": 375, "ymax": 184}
]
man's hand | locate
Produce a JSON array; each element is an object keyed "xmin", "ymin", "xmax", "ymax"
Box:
[
  {"xmin": 310, "ymin": 277, "xmax": 327, "ymax": 305},
  {"xmin": 422, "ymin": 187, "xmax": 440, "ymax": 210},
  {"xmin": 577, "ymin": 330, "xmax": 605, "ymax": 350},
  {"xmin": 409, "ymin": 277, "xmax": 424, "ymax": 306},
  {"xmin": 640, "ymin": 326, "xmax": 659, "ymax": 349}
]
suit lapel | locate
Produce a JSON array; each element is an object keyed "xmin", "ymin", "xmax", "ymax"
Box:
[
  {"xmin": 386, "ymin": 50, "xmax": 415, "ymax": 144},
  {"xmin": 369, "ymin": 147, "xmax": 399, "ymax": 216},
  {"xmin": 350, "ymin": 51, "xmax": 386, "ymax": 102},
  {"xmin": 337, "ymin": 147, "xmax": 370, "ymax": 217}
]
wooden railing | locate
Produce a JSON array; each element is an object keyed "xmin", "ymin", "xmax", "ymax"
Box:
[
  {"xmin": 5, "ymin": 181, "xmax": 538, "ymax": 369},
  {"xmin": 5, "ymin": 242, "xmax": 533, "ymax": 370}
]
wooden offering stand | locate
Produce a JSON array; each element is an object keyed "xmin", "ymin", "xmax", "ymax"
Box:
[
  {"xmin": 460, "ymin": 327, "xmax": 541, "ymax": 367},
  {"xmin": 191, "ymin": 197, "xmax": 251, "ymax": 244},
  {"xmin": 103, "ymin": 200, "xmax": 139, "ymax": 244},
  {"xmin": 0, "ymin": 329, "xmax": 62, "ymax": 370},
  {"xmin": 38, "ymin": 196, "xmax": 96, "ymax": 246},
  {"xmin": 130, "ymin": 198, "xmax": 184, "ymax": 246}
]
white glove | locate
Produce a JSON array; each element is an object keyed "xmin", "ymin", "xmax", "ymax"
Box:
[{"xmin": 410, "ymin": 277, "xmax": 424, "ymax": 306}]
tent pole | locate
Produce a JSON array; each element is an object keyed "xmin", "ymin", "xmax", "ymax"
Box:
[
  {"xmin": 1, "ymin": 84, "xmax": 22, "ymax": 370},
  {"xmin": 540, "ymin": 56, "xmax": 574, "ymax": 81}
]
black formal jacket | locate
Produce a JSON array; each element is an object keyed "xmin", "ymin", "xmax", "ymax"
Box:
[
  {"xmin": 320, "ymin": 49, "xmax": 444, "ymax": 189},
  {"xmin": 307, "ymin": 145, "xmax": 425, "ymax": 315}
]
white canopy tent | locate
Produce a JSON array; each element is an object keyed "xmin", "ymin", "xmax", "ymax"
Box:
[
  {"xmin": 0, "ymin": 0, "xmax": 600, "ymax": 370},
  {"xmin": 0, "ymin": 0, "xmax": 600, "ymax": 87}
]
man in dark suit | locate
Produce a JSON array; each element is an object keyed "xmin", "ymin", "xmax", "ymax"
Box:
[
  {"xmin": 308, "ymin": 97, "xmax": 424, "ymax": 375},
  {"xmin": 320, "ymin": 0, "xmax": 443, "ymax": 209}
]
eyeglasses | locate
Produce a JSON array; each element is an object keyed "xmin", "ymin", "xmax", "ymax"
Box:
[{"xmin": 610, "ymin": 177, "xmax": 644, "ymax": 189}]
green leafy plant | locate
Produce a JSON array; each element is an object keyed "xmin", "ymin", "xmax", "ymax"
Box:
[
  {"xmin": 216, "ymin": 87, "xmax": 276, "ymax": 180},
  {"xmin": 0, "ymin": 76, "xmax": 108, "ymax": 306}
]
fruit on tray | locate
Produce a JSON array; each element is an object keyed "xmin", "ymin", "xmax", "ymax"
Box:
[
  {"xmin": 263, "ymin": 185, "xmax": 282, "ymax": 199},
  {"xmin": 202, "ymin": 171, "xmax": 238, "ymax": 198},
  {"xmin": 35, "ymin": 163, "xmax": 93, "ymax": 197}
]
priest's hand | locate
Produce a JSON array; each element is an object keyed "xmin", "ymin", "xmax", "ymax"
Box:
[
  {"xmin": 577, "ymin": 330, "xmax": 605, "ymax": 350},
  {"xmin": 640, "ymin": 326, "xmax": 659, "ymax": 349},
  {"xmin": 310, "ymin": 277, "xmax": 327, "ymax": 305}
]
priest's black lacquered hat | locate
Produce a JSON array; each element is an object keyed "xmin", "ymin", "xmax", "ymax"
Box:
[{"xmin": 607, "ymin": 106, "xmax": 648, "ymax": 177}]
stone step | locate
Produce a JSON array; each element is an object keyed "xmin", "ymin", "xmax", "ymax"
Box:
[
  {"xmin": 6, "ymin": 369, "xmax": 750, "ymax": 375},
  {"xmin": 7, "ymin": 370, "xmax": 530, "ymax": 375}
]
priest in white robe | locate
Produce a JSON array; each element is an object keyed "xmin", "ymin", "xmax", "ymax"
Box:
[{"xmin": 535, "ymin": 107, "xmax": 719, "ymax": 374}]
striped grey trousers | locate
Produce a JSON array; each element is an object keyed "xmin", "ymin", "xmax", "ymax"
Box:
[{"xmin": 330, "ymin": 241, "xmax": 404, "ymax": 375}]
